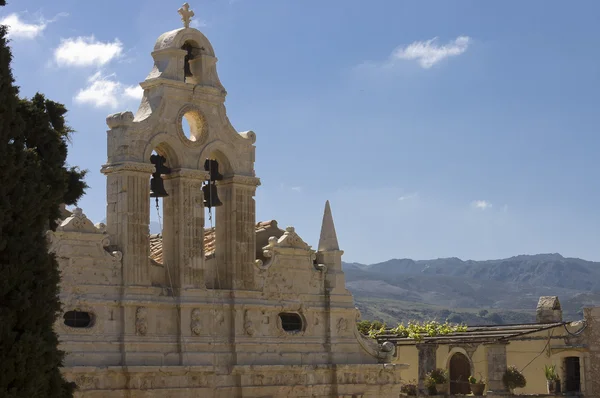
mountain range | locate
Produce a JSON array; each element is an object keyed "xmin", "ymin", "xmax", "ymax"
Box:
[{"xmin": 343, "ymin": 253, "xmax": 600, "ymax": 325}]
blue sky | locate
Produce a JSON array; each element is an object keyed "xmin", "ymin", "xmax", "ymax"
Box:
[{"xmin": 3, "ymin": 0, "xmax": 600, "ymax": 264}]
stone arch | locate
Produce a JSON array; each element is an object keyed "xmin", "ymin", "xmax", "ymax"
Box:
[
  {"xmin": 446, "ymin": 348, "xmax": 474, "ymax": 394},
  {"xmin": 154, "ymin": 28, "xmax": 216, "ymax": 57},
  {"xmin": 199, "ymin": 142, "xmax": 237, "ymax": 176},
  {"xmin": 143, "ymin": 133, "xmax": 182, "ymax": 169}
]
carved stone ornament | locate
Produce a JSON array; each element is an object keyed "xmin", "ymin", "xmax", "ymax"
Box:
[
  {"xmin": 106, "ymin": 111, "xmax": 134, "ymax": 129},
  {"xmin": 100, "ymin": 162, "xmax": 156, "ymax": 176},
  {"xmin": 178, "ymin": 3, "xmax": 195, "ymax": 29},
  {"xmin": 57, "ymin": 208, "xmax": 98, "ymax": 233},
  {"xmin": 274, "ymin": 227, "xmax": 311, "ymax": 250},
  {"xmin": 219, "ymin": 175, "xmax": 261, "ymax": 187},
  {"xmin": 337, "ymin": 317, "xmax": 349, "ymax": 333},
  {"xmin": 176, "ymin": 105, "xmax": 208, "ymax": 146},
  {"xmin": 191, "ymin": 308, "xmax": 202, "ymax": 336},
  {"xmin": 136, "ymin": 307, "xmax": 148, "ymax": 336},
  {"xmin": 244, "ymin": 309, "xmax": 256, "ymax": 336}
]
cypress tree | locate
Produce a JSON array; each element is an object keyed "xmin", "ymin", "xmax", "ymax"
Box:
[{"xmin": 0, "ymin": 2, "xmax": 87, "ymax": 396}]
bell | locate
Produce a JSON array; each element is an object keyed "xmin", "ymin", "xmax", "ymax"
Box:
[
  {"xmin": 150, "ymin": 176, "xmax": 169, "ymax": 198},
  {"xmin": 204, "ymin": 159, "xmax": 223, "ymax": 181},
  {"xmin": 149, "ymin": 154, "xmax": 171, "ymax": 198},
  {"xmin": 202, "ymin": 182, "xmax": 222, "ymax": 208}
]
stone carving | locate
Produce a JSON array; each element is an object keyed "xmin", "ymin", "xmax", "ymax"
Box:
[
  {"xmin": 136, "ymin": 307, "xmax": 148, "ymax": 336},
  {"xmin": 238, "ymin": 130, "xmax": 257, "ymax": 144},
  {"xmin": 337, "ymin": 317, "xmax": 349, "ymax": 333},
  {"xmin": 100, "ymin": 162, "xmax": 155, "ymax": 175},
  {"xmin": 178, "ymin": 3, "xmax": 194, "ymax": 29},
  {"xmin": 57, "ymin": 208, "xmax": 98, "ymax": 233},
  {"xmin": 191, "ymin": 308, "xmax": 202, "ymax": 336},
  {"xmin": 106, "ymin": 111, "xmax": 134, "ymax": 129},
  {"xmin": 244, "ymin": 309, "xmax": 256, "ymax": 336}
]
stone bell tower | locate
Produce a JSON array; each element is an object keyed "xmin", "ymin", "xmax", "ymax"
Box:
[{"xmin": 101, "ymin": 2, "xmax": 260, "ymax": 291}]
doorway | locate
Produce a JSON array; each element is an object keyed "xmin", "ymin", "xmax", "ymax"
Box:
[
  {"xmin": 449, "ymin": 352, "xmax": 471, "ymax": 394},
  {"xmin": 564, "ymin": 356, "xmax": 581, "ymax": 392}
]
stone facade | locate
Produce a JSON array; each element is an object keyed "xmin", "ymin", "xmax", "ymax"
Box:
[{"xmin": 48, "ymin": 4, "xmax": 406, "ymax": 397}]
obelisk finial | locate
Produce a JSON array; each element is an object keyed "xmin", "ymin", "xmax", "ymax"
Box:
[
  {"xmin": 318, "ymin": 200, "xmax": 340, "ymax": 252},
  {"xmin": 178, "ymin": 3, "xmax": 195, "ymax": 29}
]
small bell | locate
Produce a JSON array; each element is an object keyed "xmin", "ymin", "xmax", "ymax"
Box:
[
  {"xmin": 204, "ymin": 159, "xmax": 223, "ymax": 181},
  {"xmin": 149, "ymin": 154, "xmax": 171, "ymax": 198},
  {"xmin": 202, "ymin": 182, "xmax": 223, "ymax": 208}
]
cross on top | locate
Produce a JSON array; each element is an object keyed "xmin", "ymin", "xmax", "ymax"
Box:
[{"xmin": 178, "ymin": 3, "xmax": 195, "ymax": 29}]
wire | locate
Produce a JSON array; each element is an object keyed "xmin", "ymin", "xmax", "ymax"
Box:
[
  {"xmin": 520, "ymin": 329, "xmax": 553, "ymax": 373},
  {"xmin": 564, "ymin": 321, "xmax": 587, "ymax": 337},
  {"xmin": 156, "ymin": 199, "xmax": 191, "ymax": 367}
]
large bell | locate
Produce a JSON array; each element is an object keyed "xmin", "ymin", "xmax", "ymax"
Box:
[
  {"xmin": 149, "ymin": 154, "xmax": 171, "ymax": 198},
  {"xmin": 202, "ymin": 182, "xmax": 222, "ymax": 208}
]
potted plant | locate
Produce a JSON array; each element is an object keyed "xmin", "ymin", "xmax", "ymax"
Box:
[
  {"xmin": 544, "ymin": 365, "xmax": 561, "ymax": 394},
  {"xmin": 426, "ymin": 368, "xmax": 449, "ymax": 395},
  {"xmin": 400, "ymin": 380, "xmax": 418, "ymax": 396},
  {"xmin": 502, "ymin": 365, "xmax": 526, "ymax": 394},
  {"xmin": 468, "ymin": 375, "xmax": 486, "ymax": 396}
]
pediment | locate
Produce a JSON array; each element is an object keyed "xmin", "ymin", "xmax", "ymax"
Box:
[
  {"xmin": 57, "ymin": 208, "xmax": 101, "ymax": 234},
  {"xmin": 268, "ymin": 227, "xmax": 312, "ymax": 251}
]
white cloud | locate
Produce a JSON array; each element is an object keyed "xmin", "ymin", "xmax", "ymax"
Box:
[
  {"xmin": 74, "ymin": 72, "xmax": 142, "ymax": 109},
  {"xmin": 54, "ymin": 36, "xmax": 123, "ymax": 67},
  {"xmin": 398, "ymin": 192, "xmax": 419, "ymax": 201},
  {"xmin": 190, "ymin": 19, "xmax": 207, "ymax": 28},
  {"xmin": 0, "ymin": 13, "xmax": 47, "ymax": 39},
  {"xmin": 472, "ymin": 200, "xmax": 492, "ymax": 210},
  {"xmin": 384, "ymin": 36, "xmax": 470, "ymax": 69},
  {"xmin": 123, "ymin": 85, "xmax": 143, "ymax": 100},
  {"xmin": 290, "ymin": 186, "xmax": 302, "ymax": 192}
]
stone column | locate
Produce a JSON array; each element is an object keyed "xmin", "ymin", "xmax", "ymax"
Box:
[
  {"xmin": 417, "ymin": 344, "xmax": 437, "ymax": 394},
  {"xmin": 485, "ymin": 342, "xmax": 509, "ymax": 393},
  {"xmin": 163, "ymin": 168, "xmax": 208, "ymax": 290},
  {"xmin": 102, "ymin": 161, "xmax": 154, "ymax": 286},
  {"xmin": 214, "ymin": 175, "xmax": 260, "ymax": 290}
]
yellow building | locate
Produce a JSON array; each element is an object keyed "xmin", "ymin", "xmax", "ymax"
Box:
[{"xmin": 379, "ymin": 296, "xmax": 594, "ymax": 395}]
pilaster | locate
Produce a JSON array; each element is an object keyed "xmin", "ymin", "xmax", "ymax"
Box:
[
  {"xmin": 214, "ymin": 175, "xmax": 260, "ymax": 290},
  {"xmin": 163, "ymin": 168, "xmax": 209, "ymax": 290},
  {"xmin": 417, "ymin": 343, "xmax": 437, "ymax": 394},
  {"xmin": 102, "ymin": 161, "xmax": 154, "ymax": 286},
  {"xmin": 485, "ymin": 342, "xmax": 509, "ymax": 393}
]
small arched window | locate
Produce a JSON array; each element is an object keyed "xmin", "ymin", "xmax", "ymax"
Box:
[
  {"xmin": 64, "ymin": 311, "xmax": 93, "ymax": 328},
  {"xmin": 279, "ymin": 313, "xmax": 303, "ymax": 332}
]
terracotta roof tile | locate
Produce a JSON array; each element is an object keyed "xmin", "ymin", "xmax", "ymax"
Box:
[{"xmin": 149, "ymin": 220, "xmax": 283, "ymax": 266}]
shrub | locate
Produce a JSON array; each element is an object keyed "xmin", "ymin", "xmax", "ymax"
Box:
[
  {"xmin": 503, "ymin": 365, "xmax": 526, "ymax": 391},
  {"xmin": 400, "ymin": 380, "xmax": 418, "ymax": 396},
  {"xmin": 426, "ymin": 368, "xmax": 448, "ymax": 384}
]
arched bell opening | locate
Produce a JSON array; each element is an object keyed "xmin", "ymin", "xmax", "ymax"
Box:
[
  {"xmin": 202, "ymin": 150, "xmax": 232, "ymax": 289},
  {"xmin": 148, "ymin": 146, "xmax": 177, "ymax": 288},
  {"xmin": 181, "ymin": 39, "xmax": 204, "ymax": 84}
]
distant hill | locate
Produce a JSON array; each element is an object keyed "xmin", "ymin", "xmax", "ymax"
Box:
[{"xmin": 343, "ymin": 254, "xmax": 600, "ymax": 325}]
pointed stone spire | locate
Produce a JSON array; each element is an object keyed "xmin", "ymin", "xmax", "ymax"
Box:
[{"xmin": 318, "ymin": 200, "xmax": 340, "ymax": 251}]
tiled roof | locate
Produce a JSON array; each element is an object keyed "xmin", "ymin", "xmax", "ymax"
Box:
[
  {"xmin": 375, "ymin": 322, "xmax": 567, "ymax": 345},
  {"xmin": 149, "ymin": 220, "xmax": 282, "ymax": 266}
]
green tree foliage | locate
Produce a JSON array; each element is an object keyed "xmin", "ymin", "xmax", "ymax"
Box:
[{"xmin": 0, "ymin": 5, "xmax": 87, "ymax": 396}]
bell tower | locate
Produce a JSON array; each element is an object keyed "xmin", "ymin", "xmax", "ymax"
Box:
[{"xmin": 101, "ymin": 3, "xmax": 260, "ymax": 292}]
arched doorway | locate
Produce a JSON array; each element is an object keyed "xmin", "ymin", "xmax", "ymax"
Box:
[{"xmin": 449, "ymin": 352, "xmax": 471, "ymax": 394}]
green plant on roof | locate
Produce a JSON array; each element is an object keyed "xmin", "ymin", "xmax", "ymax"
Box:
[{"xmin": 368, "ymin": 320, "xmax": 467, "ymax": 341}]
